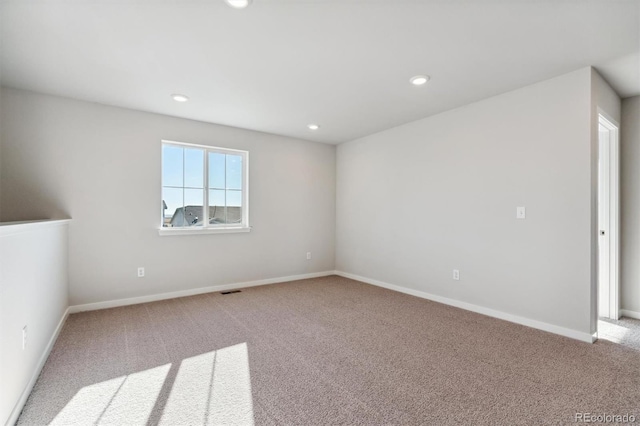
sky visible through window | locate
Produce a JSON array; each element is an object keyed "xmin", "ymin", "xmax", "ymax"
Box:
[{"xmin": 162, "ymin": 145, "xmax": 242, "ymax": 220}]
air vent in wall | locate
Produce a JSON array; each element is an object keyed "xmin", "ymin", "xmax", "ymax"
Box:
[{"xmin": 221, "ymin": 290, "xmax": 242, "ymax": 295}]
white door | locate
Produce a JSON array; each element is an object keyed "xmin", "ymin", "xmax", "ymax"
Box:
[
  {"xmin": 598, "ymin": 123, "xmax": 611, "ymax": 318},
  {"xmin": 597, "ymin": 114, "xmax": 619, "ymax": 321}
]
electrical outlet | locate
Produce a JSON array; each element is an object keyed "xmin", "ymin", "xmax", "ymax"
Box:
[
  {"xmin": 306, "ymin": 252, "xmax": 312, "ymax": 260},
  {"xmin": 22, "ymin": 326, "xmax": 27, "ymax": 350},
  {"xmin": 137, "ymin": 267, "xmax": 145, "ymax": 278},
  {"xmin": 453, "ymin": 269, "xmax": 460, "ymax": 281}
]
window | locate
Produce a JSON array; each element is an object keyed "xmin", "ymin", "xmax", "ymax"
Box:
[{"xmin": 160, "ymin": 140, "xmax": 249, "ymax": 235}]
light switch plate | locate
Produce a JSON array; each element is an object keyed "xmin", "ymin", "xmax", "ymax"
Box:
[{"xmin": 517, "ymin": 206, "xmax": 526, "ymax": 219}]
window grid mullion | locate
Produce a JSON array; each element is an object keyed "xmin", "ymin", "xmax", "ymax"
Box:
[
  {"xmin": 182, "ymin": 148, "xmax": 186, "ymax": 226},
  {"xmin": 203, "ymin": 149, "xmax": 209, "ymax": 228},
  {"xmin": 163, "ymin": 185, "xmax": 204, "ymax": 190},
  {"xmin": 224, "ymin": 154, "xmax": 227, "ymax": 224}
]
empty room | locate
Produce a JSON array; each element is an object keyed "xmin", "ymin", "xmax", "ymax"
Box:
[{"xmin": 1, "ymin": 0, "xmax": 640, "ymax": 425}]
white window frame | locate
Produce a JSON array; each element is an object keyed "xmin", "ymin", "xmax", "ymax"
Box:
[{"xmin": 159, "ymin": 140, "xmax": 250, "ymax": 236}]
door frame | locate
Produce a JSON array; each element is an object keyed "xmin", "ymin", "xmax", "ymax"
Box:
[{"xmin": 598, "ymin": 111, "xmax": 620, "ymax": 321}]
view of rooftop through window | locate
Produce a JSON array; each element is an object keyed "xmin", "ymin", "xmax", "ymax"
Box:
[{"xmin": 162, "ymin": 143, "xmax": 245, "ymax": 228}]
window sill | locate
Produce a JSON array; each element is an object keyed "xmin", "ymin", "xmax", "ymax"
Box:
[{"xmin": 158, "ymin": 226, "xmax": 251, "ymax": 236}]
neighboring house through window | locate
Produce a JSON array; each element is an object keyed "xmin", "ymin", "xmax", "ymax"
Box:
[{"xmin": 161, "ymin": 140, "xmax": 249, "ymax": 234}]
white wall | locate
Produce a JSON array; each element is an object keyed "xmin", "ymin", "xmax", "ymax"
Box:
[
  {"xmin": 336, "ymin": 68, "xmax": 596, "ymax": 337},
  {"xmin": 0, "ymin": 220, "xmax": 69, "ymax": 426},
  {"xmin": 0, "ymin": 88, "xmax": 336, "ymax": 306},
  {"xmin": 621, "ymin": 96, "xmax": 640, "ymax": 315}
]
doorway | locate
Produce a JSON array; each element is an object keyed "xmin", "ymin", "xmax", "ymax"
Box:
[{"xmin": 597, "ymin": 113, "xmax": 619, "ymax": 321}]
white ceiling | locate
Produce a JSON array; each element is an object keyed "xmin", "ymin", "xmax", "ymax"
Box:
[{"xmin": 1, "ymin": 0, "xmax": 638, "ymax": 144}]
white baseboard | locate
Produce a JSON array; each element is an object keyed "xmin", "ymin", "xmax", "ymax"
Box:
[
  {"xmin": 69, "ymin": 271, "xmax": 336, "ymax": 313},
  {"xmin": 335, "ymin": 270, "xmax": 595, "ymax": 344},
  {"xmin": 620, "ymin": 309, "xmax": 640, "ymax": 320},
  {"xmin": 7, "ymin": 307, "xmax": 70, "ymax": 426}
]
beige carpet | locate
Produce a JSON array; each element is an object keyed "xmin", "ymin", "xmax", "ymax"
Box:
[{"xmin": 17, "ymin": 276, "xmax": 640, "ymax": 425}]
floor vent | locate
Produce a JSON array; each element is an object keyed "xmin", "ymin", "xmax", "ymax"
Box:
[{"xmin": 221, "ymin": 290, "xmax": 242, "ymax": 295}]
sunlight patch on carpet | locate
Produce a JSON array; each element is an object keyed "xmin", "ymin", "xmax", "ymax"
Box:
[
  {"xmin": 598, "ymin": 320, "xmax": 631, "ymax": 343},
  {"xmin": 159, "ymin": 342, "xmax": 254, "ymax": 426},
  {"xmin": 50, "ymin": 364, "xmax": 171, "ymax": 425}
]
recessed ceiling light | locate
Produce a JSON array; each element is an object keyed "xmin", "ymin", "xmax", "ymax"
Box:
[
  {"xmin": 410, "ymin": 75, "xmax": 430, "ymax": 86},
  {"xmin": 171, "ymin": 94, "xmax": 189, "ymax": 102},
  {"xmin": 307, "ymin": 124, "xmax": 320, "ymax": 131},
  {"xmin": 225, "ymin": 0, "xmax": 252, "ymax": 8}
]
